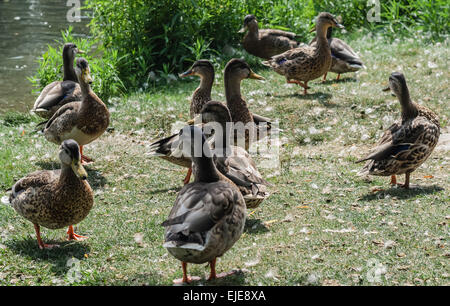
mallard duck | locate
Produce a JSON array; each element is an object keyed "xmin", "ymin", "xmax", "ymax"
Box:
[
  {"xmin": 239, "ymin": 14, "xmax": 299, "ymax": 60},
  {"xmin": 179, "ymin": 60, "xmax": 215, "ymax": 118},
  {"xmin": 32, "ymin": 43, "xmax": 84, "ymax": 119},
  {"xmin": 7, "ymin": 139, "xmax": 93, "ymax": 249},
  {"xmin": 162, "ymin": 125, "xmax": 246, "ymax": 283},
  {"xmin": 181, "ymin": 59, "xmax": 273, "ymax": 129},
  {"xmin": 310, "ymin": 27, "xmax": 364, "ymax": 81},
  {"xmin": 40, "ymin": 57, "xmax": 110, "ymax": 163},
  {"xmin": 262, "ymin": 12, "xmax": 344, "ymax": 94},
  {"xmin": 149, "ymin": 102, "xmax": 269, "ymax": 208},
  {"xmin": 357, "ymin": 72, "xmax": 440, "ymax": 189}
]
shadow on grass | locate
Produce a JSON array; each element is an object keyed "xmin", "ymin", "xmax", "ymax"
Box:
[
  {"xmin": 359, "ymin": 184, "xmax": 444, "ymax": 201},
  {"xmin": 321, "ymin": 76, "xmax": 357, "ymax": 85},
  {"xmin": 34, "ymin": 161, "xmax": 107, "ymax": 190},
  {"xmin": 6, "ymin": 236, "xmax": 90, "ymax": 276},
  {"xmin": 169, "ymin": 269, "xmax": 247, "ymax": 286},
  {"xmin": 275, "ymin": 91, "xmax": 332, "ymax": 101},
  {"xmin": 244, "ymin": 219, "xmax": 269, "ymax": 234}
]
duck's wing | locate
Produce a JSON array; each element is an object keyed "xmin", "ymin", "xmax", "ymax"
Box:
[
  {"xmin": 9, "ymin": 170, "xmax": 60, "ymax": 202},
  {"xmin": 33, "ymin": 81, "xmax": 81, "ymax": 112},
  {"xmin": 162, "ymin": 182, "xmax": 239, "ymax": 249},
  {"xmin": 261, "ymin": 29, "xmax": 297, "ymax": 39},
  {"xmin": 357, "ymin": 118, "xmax": 428, "ymax": 163},
  {"xmin": 329, "ymin": 38, "xmax": 363, "ymax": 67}
]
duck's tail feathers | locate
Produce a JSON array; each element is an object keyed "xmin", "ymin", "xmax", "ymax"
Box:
[{"xmin": 147, "ymin": 134, "xmax": 177, "ymax": 157}]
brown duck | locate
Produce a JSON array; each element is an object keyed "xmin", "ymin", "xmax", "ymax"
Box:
[
  {"xmin": 7, "ymin": 139, "xmax": 93, "ymax": 249},
  {"xmin": 262, "ymin": 12, "xmax": 344, "ymax": 94},
  {"xmin": 239, "ymin": 14, "xmax": 299, "ymax": 60},
  {"xmin": 310, "ymin": 27, "xmax": 364, "ymax": 81},
  {"xmin": 357, "ymin": 72, "xmax": 440, "ymax": 189},
  {"xmin": 41, "ymin": 57, "xmax": 110, "ymax": 163}
]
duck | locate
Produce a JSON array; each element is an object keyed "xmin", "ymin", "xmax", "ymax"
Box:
[
  {"xmin": 357, "ymin": 72, "xmax": 440, "ymax": 189},
  {"xmin": 40, "ymin": 57, "xmax": 110, "ymax": 163},
  {"xmin": 239, "ymin": 14, "xmax": 299, "ymax": 60},
  {"xmin": 151, "ymin": 101, "xmax": 269, "ymax": 207},
  {"xmin": 150, "ymin": 59, "xmax": 267, "ymax": 184},
  {"xmin": 182, "ymin": 59, "xmax": 273, "ymax": 131},
  {"xmin": 262, "ymin": 12, "xmax": 344, "ymax": 94},
  {"xmin": 161, "ymin": 125, "xmax": 246, "ymax": 283},
  {"xmin": 32, "ymin": 43, "xmax": 84, "ymax": 119},
  {"xmin": 310, "ymin": 27, "xmax": 364, "ymax": 81},
  {"xmin": 6, "ymin": 139, "xmax": 93, "ymax": 249},
  {"xmin": 179, "ymin": 60, "xmax": 215, "ymax": 118}
]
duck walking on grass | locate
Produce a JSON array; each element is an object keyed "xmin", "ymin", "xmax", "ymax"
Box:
[
  {"xmin": 310, "ymin": 27, "xmax": 364, "ymax": 81},
  {"xmin": 357, "ymin": 72, "xmax": 440, "ymax": 189},
  {"xmin": 162, "ymin": 126, "xmax": 246, "ymax": 284},
  {"xmin": 6, "ymin": 140, "xmax": 93, "ymax": 249},
  {"xmin": 32, "ymin": 43, "xmax": 84, "ymax": 119},
  {"xmin": 40, "ymin": 58, "xmax": 110, "ymax": 163},
  {"xmin": 239, "ymin": 14, "xmax": 300, "ymax": 60},
  {"xmin": 262, "ymin": 12, "xmax": 344, "ymax": 95}
]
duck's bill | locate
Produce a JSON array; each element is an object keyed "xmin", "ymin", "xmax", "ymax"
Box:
[
  {"xmin": 334, "ymin": 23, "xmax": 344, "ymax": 29},
  {"xmin": 76, "ymin": 49, "xmax": 85, "ymax": 54},
  {"xmin": 71, "ymin": 161, "xmax": 88, "ymax": 180},
  {"xmin": 238, "ymin": 27, "xmax": 246, "ymax": 33},
  {"xmin": 382, "ymin": 86, "xmax": 390, "ymax": 92},
  {"xmin": 249, "ymin": 71, "xmax": 265, "ymax": 80},
  {"xmin": 82, "ymin": 69, "xmax": 93, "ymax": 84},
  {"xmin": 179, "ymin": 69, "xmax": 194, "ymax": 78}
]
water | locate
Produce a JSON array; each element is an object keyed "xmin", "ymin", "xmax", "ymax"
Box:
[{"xmin": 0, "ymin": 0, "xmax": 90, "ymax": 113}]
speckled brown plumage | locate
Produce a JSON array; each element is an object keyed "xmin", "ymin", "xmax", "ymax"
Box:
[
  {"xmin": 358, "ymin": 72, "xmax": 440, "ymax": 187},
  {"xmin": 240, "ymin": 15, "xmax": 299, "ymax": 60},
  {"xmin": 310, "ymin": 27, "xmax": 364, "ymax": 79},
  {"xmin": 43, "ymin": 58, "xmax": 109, "ymax": 148},
  {"xmin": 262, "ymin": 12, "xmax": 344, "ymax": 94},
  {"xmin": 8, "ymin": 140, "xmax": 93, "ymax": 248}
]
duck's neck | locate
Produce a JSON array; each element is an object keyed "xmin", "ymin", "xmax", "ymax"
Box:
[
  {"xmin": 62, "ymin": 52, "xmax": 77, "ymax": 82},
  {"xmin": 213, "ymin": 122, "xmax": 232, "ymax": 157},
  {"xmin": 195, "ymin": 73, "xmax": 214, "ymax": 99},
  {"xmin": 326, "ymin": 27, "xmax": 333, "ymax": 39},
  {"xmin": 192, "ymin": 145, "xmax": 221, "ymax": 183},
  {"xmin": 247, "ymin": 23, "xmax": 259, "ymax": 38},
  {"xmin": 314, "ymin": 22, "xmax": 332, "ymax": 53},
  {"xmin": 398, "ymin": 86, "xmax": 418, "ymax": 120},
  {"xmin": 59, "ymin": 164, "xmax": 80, "ymax": 185},
  {"xmin": 79, "ymin": 82, "xmax": 92, "ymax": 100},
  {"xmin": 224, "ymin": 74, "xmax": 249, "ymax": 118}
]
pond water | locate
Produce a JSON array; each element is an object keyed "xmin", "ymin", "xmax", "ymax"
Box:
[{"xmin": 0, "ymin": 0, "xmax": 90, "ymax": 113}]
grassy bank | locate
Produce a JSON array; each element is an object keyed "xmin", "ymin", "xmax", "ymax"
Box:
[{"xmin": 0, "ymin": 37, "xmax": 449, "ymax": 285}]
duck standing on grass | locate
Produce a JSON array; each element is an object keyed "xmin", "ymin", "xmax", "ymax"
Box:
[
  {"xmin": 357, "ymin": 72, "xmax": 440, "ymax": 189},
  {"xmin": 162, "ymin": 126, "xmax": 246, "ymax": 284},
  {"xmin": 239, "ymin": 14, "xmax": 300, "ymax": 60},
  {"xmin": 39, "ymin": 58, "xmax": 110, "ymax": 163},
  {"xmin": 6, "ymin": 140, "xmax": 93, "ymax": 249},
  {"xmin": 262, "ymin": 12, "xmax": 344, "ymax": 95},
  {"xmin": 310, "ymin": 27, "xmax": 364, "ymax": 81},
  {"xmin": 32, "ymin": 43, "xmax": 84, "ymax": 119}
]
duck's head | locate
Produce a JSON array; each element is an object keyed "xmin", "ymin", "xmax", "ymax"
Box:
[
  {"xmin": 239, "ymin": 14, "xmax": 257, "ymax": 33},
  {"xmin": 199, "ymin": 101, "xmax": 232, "ymax": 124},
  {"xmin": 75, "ymin": 57, "xmax": 93, "ymax": 85},
  {"xmin": 172, "ymin": 126, "xmax": 209, "ymax": 159},
  {"xmin": 59, "ymin": 139, "xmax": 88, "ymax": 180},
  {"xmin": 315, "ymin": 12, "xmax": 344, "ymax": 29},
  {"xmin": 225, "ymin": 58, "xmax": 265, "ymax": 81},
  {"xmin": 383, "ymin": 72, "xmax": 408, "ymax": 97},
  {"xmin": 179, "ymin": 60, "xmax": 214, "ymax": 79},
  {"xmin": 63, "ymin": 43, "xmax": 84, "ymax": 59}
]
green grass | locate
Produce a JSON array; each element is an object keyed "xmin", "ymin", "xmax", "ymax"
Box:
[{"xmin": 0, "ymin": 36, "xmax": 449, "ymax": 286}]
